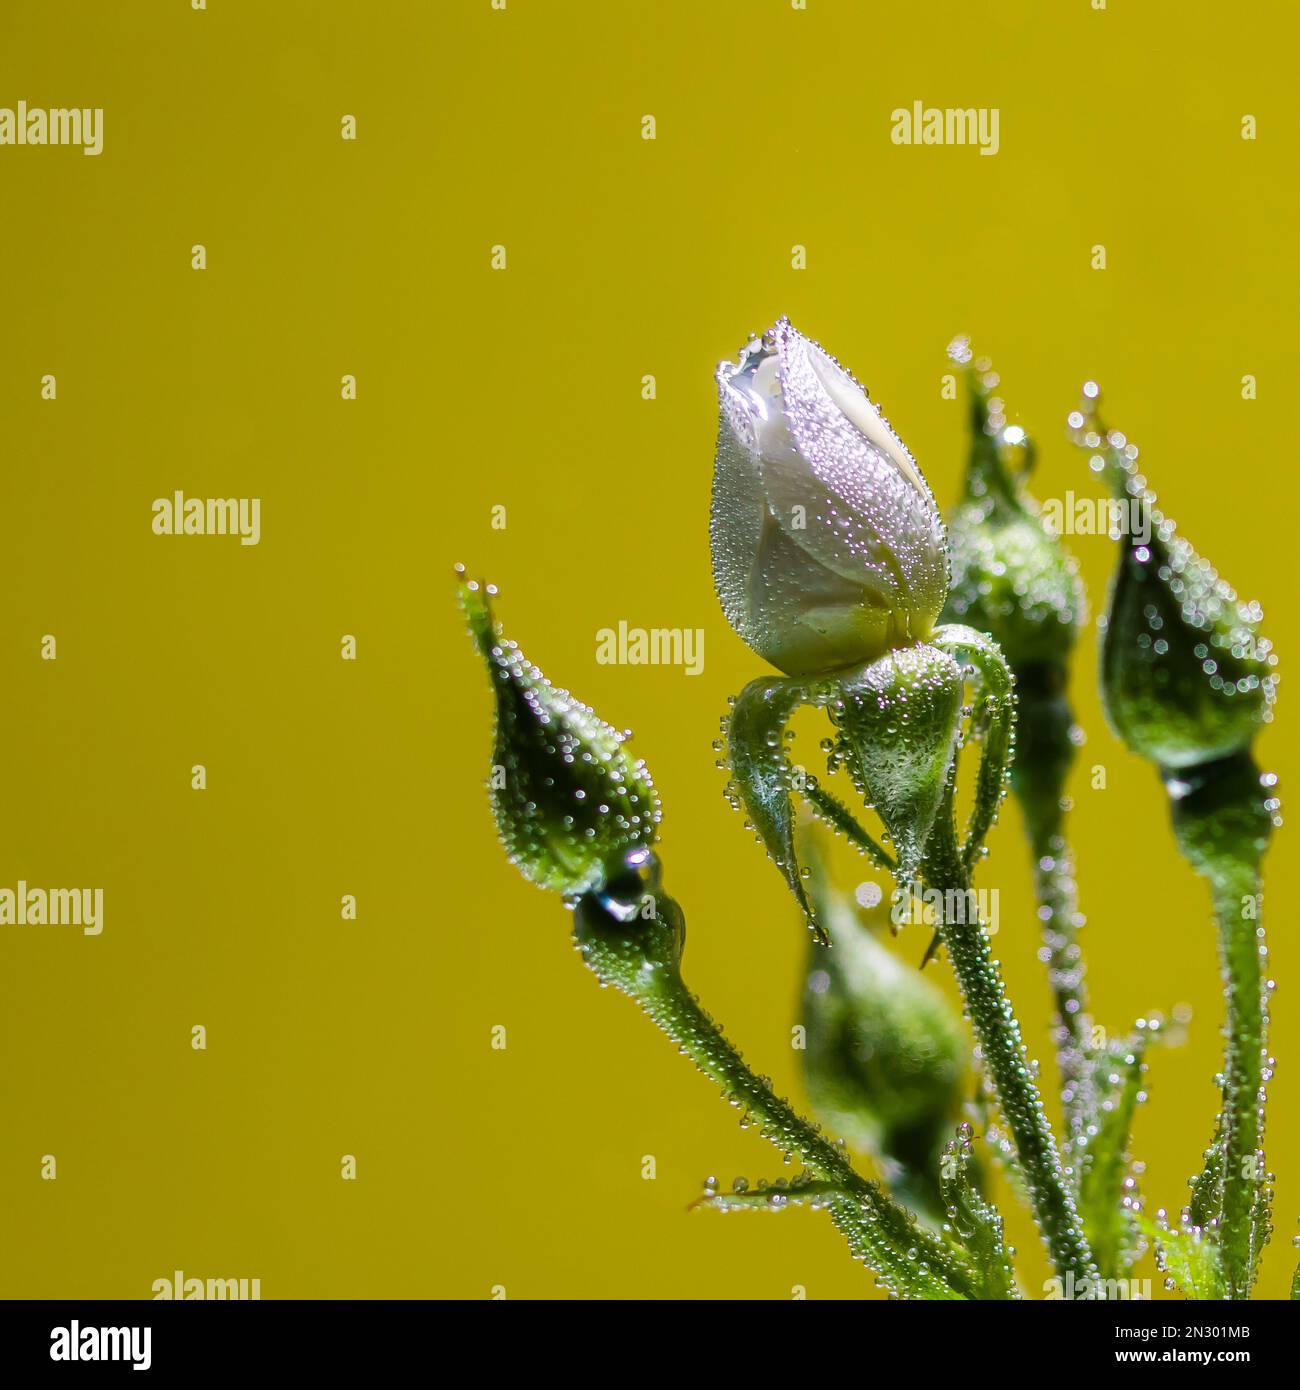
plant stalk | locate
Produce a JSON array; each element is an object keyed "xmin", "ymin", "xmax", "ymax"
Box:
[
  {"xmin": 1167, "ymin": 751, "xmax": 1273, "ymax": 1299},
  {"xmin": 1010, "ymin": 672, "xmax": 1094, "ymax": 1141},
  {"xmin": 573, "ymin": 891, "xmax": 983, "ymax": 1299},
  {"xmin": 923, "ymin": 799, "xmax": 1100, "ymax": 1290},
  {"xmin": 1211, "ymin": 867, "xmax": 1267, "ymax": 1295}
]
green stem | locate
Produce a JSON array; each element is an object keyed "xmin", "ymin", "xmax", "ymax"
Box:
[
  {"xmin": 654, "ymin": 981, "xmax": 977, "ymax": 1297},
  {"xmin": 1011, "ymin": 674, "xmax": 1092, "ymax": 1139},
  {"xmin": 638, "ymin": 970, "xmax": 862, "ymax": 1186},
  {"xmin": 1165, "ymin": 751, "xmax": 1273, "ymax": 1299},
  {"xmin": 573, "ymin": 889, "xmax": 982, "ymax": 1299},
  {"xmin": 1027, "ymin": 819, "xmax": 1089, "ymax": 1086},
  {"xmin": 923, "ymin": 801, "xmax": 1099, "ymax": 1289},
  {"xmin": 1211, "ymin": 866, "xmax": 1266, "ymax": 1294}
]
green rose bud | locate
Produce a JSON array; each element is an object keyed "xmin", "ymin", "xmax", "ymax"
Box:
[
  {"xmin": 830, "ymin": 641, "xmax": 965, "ymax": 885},
  {"xmin": 459, "ymin": 573, "xmax": 660, "ymax": 897},
  {"xmin": 943, "ymin": 339, "xmax": 1085, "ymax": 672},
  {"xmin": 725, "ymin": 637, "xmax": 965, "ymax": 934},
  {"xmin": 801, "ymin": 846, "xmax": 970, "ymax": 1219},
  {"xmin": 1103, "ymin": 533, "xmax": 1274, "ymax": 770},
  {"xmin": 1067, "ymin": 387, "xmax": 1277, "ymax": 772}
]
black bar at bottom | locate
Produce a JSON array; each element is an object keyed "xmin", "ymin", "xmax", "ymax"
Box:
[{"xmin": 0, "ymin": 1295, "xmax": 1288, "ymax": 1375}]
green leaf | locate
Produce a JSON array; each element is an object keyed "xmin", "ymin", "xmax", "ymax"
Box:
[
  {"xmin": 930, "ymin": 624, "xmax": 1016, "ymax": 873},
  {"xmin": 940, "ymin": 1124, "xmax": 1018, "ymax": 1300},
  {"xmin": 1188, "ymin": 1119, "xmax": 1224, "ymax": 1229},
  {"xmin": 1139, "ymin": 1215, "xmax": 1226, "ymax": 1301},
  {"xmin": 1248, "ymin": 1171, "xmax": 1274, "ymax": 1295},
  {"xmin": 726, "ymin": 644, "xmax": 973, "ymax": 934},
  {"xmin": 802, "ymin": 781, "xmax": 896, "ymax": 872},
  {"xmin": 726, "ymin": 672, "xmax": 825, "ymax": 935},
  {"xmin": 726, "ymin": 673, "xmax": 896, "ymax": 937},
  {"xmin": 1076, "ymin": 1031, "xmax": 1147, "ymax": 1280},
  {"xmin": 693, "ymin": 1174, "xmax": 846, "ymax": 1213},
  {"xmin": 828, "ymin": 1195, "xmax": 974, "ymax": 1301}
]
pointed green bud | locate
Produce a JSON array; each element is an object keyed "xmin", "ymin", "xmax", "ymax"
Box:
[
  {"xmin": 1103, "ymin": 532, "xmax": 1275, "ymax": 770},
  {"xmin": 1068, "ymin": 387, "xmax": 1278, "ymax": 771},
  {"xmin": 459, "ymin": 573, "xmax": 660, "ymax": 897},
  {"xmin": 942, "ymin": 340, "xmax": 1085, "ymax": 671},
  {"xmin": 831, "ymin": 642, "xmax": 964, "ymax": 885},
  {"xmin": 800, "ymin": 847, "xmax": 969, "ymax": 1220}
]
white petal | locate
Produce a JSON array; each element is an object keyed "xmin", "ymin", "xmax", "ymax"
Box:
[
  {"xmin": 769, "ymin": 321, "xmax": 949, "ymax": 626},
  {"xmin": 747, "ymin": 512, "xmax": 904, "ymax": 675},
  {"xmin": 711, "ymin": 363, "xmax": 772, "ymax": 658},
  {"xmin": 805, "ymin": 340, "xmax": 928, "ymax": 499}
]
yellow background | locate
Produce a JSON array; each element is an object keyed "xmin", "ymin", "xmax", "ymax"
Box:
[{"xmin": 0, "ymin": 0, "xmax": 1294, "ymax": 1299}]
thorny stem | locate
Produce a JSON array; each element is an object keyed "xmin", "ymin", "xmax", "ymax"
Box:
[
  {"xmin": 1012, "ymin": 673, "xmax": 1094, "ymax": 1141},
  {"xmin": 573, "ymin": 892, "xmax": 983, "ymax": 1299},
  {"xmin": 1211, "ymin": 866, "xmax": 1267, "ymax": 1297},
  {"xmin": 1166, "ymin": 751, "xmax": 1273, "ymax": 1299},
  {"xmin": 644, "ymin": 976, "xmax": 862, "ymax": 1186},
  {"xmin": 923, "ymin": 794, "xmax": 1100, "ymax": 1290},
  {"xmin": 1026, "ymin": 813, "xmax": 1089, "ymax": 1095}
]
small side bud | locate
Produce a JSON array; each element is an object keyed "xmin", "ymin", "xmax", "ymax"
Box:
[
  {"xmin": 800, "ymin": 841, "xmax": 970, "ymax": 1220},
  {"xmin": 1068, "ymin": 388, "xmax": 1277, "ymax": 771},
  {"xmin": 943, "ymin": 340, "xmax": 1085, "ymax": 671},
  {"xmin": 459, "ymin": 574, "xmax": 661, "ymax": 897}
]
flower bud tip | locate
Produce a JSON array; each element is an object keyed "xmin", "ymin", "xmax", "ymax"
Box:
[
  {"xmin": 460, "ymin": 579, "xmax": 661, "ymax": 898},
  {"xmin": 943, "ymin": 349, "xmax": 1084, "ymax": 668},
  {"xmin": 1066, "ymin": 402, "xmax": 1280, "ymax": 769}
]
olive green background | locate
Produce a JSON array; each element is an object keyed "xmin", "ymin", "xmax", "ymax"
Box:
[{"xmin": 0, "ymin": 0, "xmax": 1294, "ymax": 1299}]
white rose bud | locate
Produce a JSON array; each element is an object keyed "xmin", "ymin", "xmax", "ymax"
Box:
[{"xmin": 712, "ymin": 318, "xmax": 949, "ymax": 676}]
